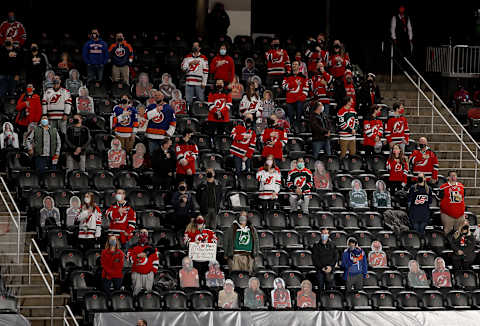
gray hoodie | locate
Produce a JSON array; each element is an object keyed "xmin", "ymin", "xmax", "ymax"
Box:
[{"xmin": 39, "ymin": 196, "xmax": 61, "ymax": 228}]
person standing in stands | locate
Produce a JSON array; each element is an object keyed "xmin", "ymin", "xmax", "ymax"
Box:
[
  {"xmin": 65, "ymin": 114, "xmax": 91, "ymax": 172},
  {"xmin": 385, "ymin": 103, "xmax": 409, "ymax": 152},
  {"xmin": 386, "ymin": 144, "xmax": 408, "ymax": 195},
  {"xmin": 342, "ymin": 70, "xmax": 356, "ymax": 110},
  {"xmin": 391, "ymin": 4, "xmax": 413, "ymax": 58},
  {"xmin": 309, "ymin": 62, "xmax": 333, "ymax": 115},
  {"xmin": 181, "ymin": 42, "xmax": 209, "ymax": 105},
  {"xmin": 109, "ymin": 32, "xmax": 133, "ymax": 85},
  {"xmin": 305, "ymin": 34, "xmax": 329, "ymax": 74},
  {"xmin": 0, "ymin": 36, "xmax": 23, "ymax": 97},
  {"xmin": 77, "ymin": 192, "xmax": 102, "ymax": 250},
  {"xmin": 112, "ymin": 94, "xmax": 138, "ymax": 154},
  {"xmin": 82, "ymin": 28, "xmax": 109, "ymax": 84},
  {"xmin": 287, "ymin": 157, "xmax": 314, "ymax": 214},
  {"xmin": 172, "ymin": 181, "xmax": 198, "ymax": 231},
  {"xmin": 341, "ymin": 237, "xmax": 367, "ymax": 293},
  {"xmin": 283, "ymin": 60, "xmax": 308, "ymax": 123},
  {"xmin": 26, "ymin": 115, "xmax": 61, "ymax": 173},
  {"xmin": 312, "ymin": 228, "xmax": 338, "ymax": 292},
  {"xmin": 42, "ymin": 75, "xmax": 72, "ymax": 134},
  {"xmin": 261, "ymin": 117, "xmax": 287, "ymax": 162},
  {"xmin": 101, "ymin": 235, "xmax": 124, "ymax": 296},
  {"xmin": 439, "ymin": 171, "xmax": 466, "ymax": 235},
  {"xmin": 265, "ymin": 37, "xmax": 291, "ymax": 89},
  {"xmin": 230, "ymin": 113, "xmax": 256, "ymax": 174},
  {"xmin": 327, "ymin": 40, "xmax": 350, "ymax": 80},
  {"xmin": 358, "ymin": 73, "xmax": 381, "ymax": 116},
  {"xmin": 175, "ymin": 128, "xmax": 198, "ymax": 188},
  {"xmin": 449, "ymin": 220, "xmax": 476, "ymax": 270},
  {"xmin": 224, "ymin": 211, "xmax": 259, "ymax": 275},
  {"xmin": 407, "ymin": 173, "xmax": 432, "ymax": 235},
  {"xmin": 145, "ymin": 90, "xmax": 176, "ymax": 156},
  {"xmin": 310, "ymin": 102, "xmax": 333, "ymax": 158},
  {"xmin": 106, "ymin": 189, "xmax": 136, "ymax": 247},
  {"xmin": 256, "ymin": 155, "xmax": 281, "ymax": 212},
  {"xmin": 196, "ymin": 168, "xmax": 223, "ymax": 229},
  {"xmin": 25, "ymin": 43, "xmax": 49, "ymax": 90},
  {"xmin": 0, "ymin": 11, "xmax": 26, "ymax": 46},
  {"xmin": 409, "ymin": 137, "xmax": 438, "ymax": 183},
  {"xmin": 206, "ymin": 79, "xmax": 231, "ymax": 135},
  {"xmin": 210, "ymin": 44, "xmax": 235, "ymax": 85},
  {"xmin": 337, "ymin": 96, "xmax": 358, "ymax": 159},
  {"xmin": 127, "ymin": 229, "xmax": 159, "ymax": 295},
  {"xmin": 16, "ymin": 83, "xmax": 42, "ymax": 138},
  {"xmin": 362, "ymin": 105, "xmax": 384, "ymax": 157}
]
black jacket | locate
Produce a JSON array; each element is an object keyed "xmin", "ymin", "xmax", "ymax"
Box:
[
  {"xmin": 152, "ymin": 147, "xmax": 176, "ymax": 177},
  {"xmin": 65, "ymin": 125, "xmax": 91, "ymax": 152},
  {"xmin": 312, "ymin": 239, "xmax": 338, "ymax": 270},
  {"xmin": 449, "ymin": 231, "xmax": 476, "ymax": 262},
  {"xmin": 310, "ymin": 112, "xmax": 332, "ymax": 141},
  {"xmin": 0, "ymin": 46, "xmax": 23, "ymax": 75},
  {"xmin": 196, "ymin": 180, "xmax": 223, "ymax": 215}
]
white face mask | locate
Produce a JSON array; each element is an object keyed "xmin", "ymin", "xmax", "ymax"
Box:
[
  {"xmin": 115, "ymin": 194, "xmax": 124, "ymax": 202},
  {"xmin": 84, "ymin": 197, "xmax": 91, "ymax": 204},
  {"xmin": 266, "ymin": 159, "xmax": 273, "ymax": 167}
]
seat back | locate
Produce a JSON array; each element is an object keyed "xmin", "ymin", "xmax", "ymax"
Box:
[
  {"xmin": 137, "ymin": 291, "xmax": 162, "ymax": 311},
  {"xmin": 84, "ymin": 292, "xmax": 108, "ymax": 312},
  {"xmin": 320, "ymin": 291, "xmax": 344, "ymax": 309},
  {"xmin": 111, "ymin": 291, "xmax": 134, "ymax": 311},
  {"xmin": 371, "ymin": 291, "xmax": 395, "ymax": 309},
  {"xmin": 190, "ymin": 291, "xmax": 214, "ymax": 309},
  {"xmin": 422, "ymin": 290, "xmax": 444, "ymax": 309}
]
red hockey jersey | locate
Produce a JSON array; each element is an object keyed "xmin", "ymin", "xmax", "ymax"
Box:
[
  {"xmin": 210, "ymin": 55, "xmax": 235, "ymax": 83},
  {"xmin": 385, "ymin": 116, "xmax": 410, "ymax": 144},
  {"xmin": 308, "ymin": 71, "xmax": 333, "ymax": 104},
  {"xmin": 175, "ymin": 140, "xmax": 199, "ymax": 175},
  {"xmin": 363, "ymin": 119, "xmax": 384, "ymax": 147},
  {"xmin": 432, "ymin": 270, "xmax": 452, "ymax": 288},
  {"xmin": 328, "ymin": 53, "xmax": 350, "ymax": 78},
  {"xmin": 230, "ymin": 125, "xmax": 256, "ymax": 159},
  {"xmin": 305, "ymin": 49, "xmax": 328, "ymax": 73},
  {"xmin": 127, "ymin": 244, "xmax": 160, "ymax": 274},
  {"xmin": 184, "ymin": 228, "xmax": 217, "ymax": 245},
  {"xmin": 0, "ymin": 20, "xmax": 26, "ymax": 46},
  {"xmin": 105, "ymin": 201, "xmax": 136, "ymax": 244},
  {"xmin": 265, "ymin": 49, "xmax": 291, "ymax": 76},
  {"xmin": 207, "ymin": 91, "xmax": 231, "ymax": 122},
  {"xmin": 409, "ymin": 148, "xmax": 439, "ymax": 181},
  {"xmin": 261, "ymin": 128, "xmax": 287, "ymax": 159},
  {"xmin": 439, "ymin": 182, "xmax": 465, "ymax": 218},
  {"xmin": 386, "ymin": 157, "xmax": 408, "ymax": 184},
  {"xmin": 282, "ymin": 74, "xmax": 308, "ymax": 103}
]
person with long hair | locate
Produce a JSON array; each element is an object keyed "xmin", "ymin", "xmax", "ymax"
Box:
[
  {"xmin": 450, "ymin": 220, "xmax": 476, "ymax": 270},
  {"xmin": 77, "ymin": 192, "xmax": 102, "ymax": 250},
  {"xmin": 327, "ymin": 39, "xmax": 350, "ymax": 80},
  {"xmin": 256, "ymin": 155, "xmax": 281, "ymax": 212},
  {"xmin": 386, "ymin": 144, "xmax": 408, "ymax": 195},
  {"xmin": 101, "ymin": 235, "xmax": 124, "ymax": 296},
  {"xmin": 240, "ymin": 81, "xmax": 262, "ymax": 117},
  {"xmin": 313, "ymin": 160, "xmax": 332, "ymax": 191}
]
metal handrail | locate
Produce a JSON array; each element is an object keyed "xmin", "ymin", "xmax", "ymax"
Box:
[
  {"xmin": 29, "ymin": 239, "xmax": 54, "ymax": 326},
  {"xmin": 63, "ymin": 305, "xmax": 79, "ymax": 326},
  {"xmin": 0, "ymin": 177, "xmax": 20, "ymax": 264}
]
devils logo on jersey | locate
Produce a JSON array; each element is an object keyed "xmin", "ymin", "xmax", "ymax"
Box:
[
  {"xmin": 414, "ymin": 195, "xmax": 428, "ymax": 205},
  {"xmin": 189, "ymin": 61, "xmax": 200, "ymax": 71},
  {"xmin": 294, "ymin": 176, "xmax": 307, "ymax": 188},
  {"xmin": 394, "ymin": 162, "xmax": 403, "ymax": 172},
  {"xmin": 265, "ymin": 176, "xmax": 274, "ymax": 185},
  {"xmin": 6, "ymin": 25, "xmax": 19, "ymax": 38},
  {"xmin": 213, "ymin": 98, "xmax": 226, "ymax": 112},
  {"xmin": 47, "ymin": 94, "xmax": 62, "ymax": 104},
  {"xmin": 238, "ymin": 131, "xmax": 253, "ymax": 145},
  {"xmin": 271, "ymin": 52, "xmax": 284, "ymax": 64},
  {"xmin": 346, "ymin": 117, "xmax": 356, "ymax": 129},
  {"xmin": 392, "ymin": 121, "xmax": 404, "ymax": 134}
]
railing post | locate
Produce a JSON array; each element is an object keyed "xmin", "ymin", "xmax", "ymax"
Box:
[
  {"xmin": 431, "ymin": 95, "xmax": 435, "ymax": 134},
  {"xmin": 390, "ymin": 43, "xmax": 394, "ymax": 84},
  {"xmin": 475, "ymin": 147, "xmax": 478, "ymax": 188},
  {"xmin": 28, "ymin": 242, "xmax": 31, "ymax": 285},
  {"xmin": 460, "ymin": 129, "xmax": 463, "ymax": 169},
  {"xmin": 417, "ymin": 77, "xmax": 421, "ymax": 116}
]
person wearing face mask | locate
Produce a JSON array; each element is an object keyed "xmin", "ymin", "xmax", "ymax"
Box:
[
  {"xmin": 305, "ymin": 33, "xmax": 329, "ymax": 74},
  {"xmin": 224, "ymin": 211, "xmax": 259, "ymax": 274},
  {"xmin": 0, "ymin": 122, "xmax": 19, "ymax": 151},
  {"xmin": 175, "ymin": 128, "xmax": 198, "ymax": 189},
  {"xmin": 77, "ymin": 192, "xmax": 102, "ymax": 250},
  {"xmin": 312, "ymin": 228, "xmax": 338, "ymax": 292},
  {"xmin": 230, "ymin": 114, "xmax": 256, "ymax": 174},
  {"xmin": 25, "ymin": 43, "xmax": 49, "ymax": 90},
  {"xmin": 256, "ymin": 155, "xmax": 281, "ymax": 212},
  {"xmin": 409, "ymin": 137, "xmax": 438, "ymax": 183},
  {"xmin": 261, "ymin": 117, "xmax": 287, "ymax": 162},
  {"xmin": 308, "ymin": 61, "xmax": 333, "ymax": 116},
  {"xmin": 171, "ymin": 182, "xmax": 199, "ymax": 231},
  {"xmin": 65, "ymin": 114, "xmax": 91, "ymax": 172},
  {"xmin": 341, "ymin": 237, "xmax": 367, "ymax": 293},
  {"xmin": 337, "ymin": 96, "xmax": 358, "ymax": 159},
  {"xmin": 181, "ymin": 42, "xmax": 209, "ymax": 105},
  {"xmin": 294, "ymin": 52, "xmax": 308, "ymax": 77},
  {"xmin": 127, "ymin": 229, "xmax": 159, "ymax": 295},
  {"xmin": 358, "ymin": 73, "xmax": 381, "ymax": 116},
  {"xmin": 0, "ymin": 36, "xmax": 23, "ymax": 97},
  {"xmin": 183, "ymin": 215, "xmax": 217, "ymax": 277},
  {"xmin": 196, "ymin": 168, "xmax": 223, "ymax": 229},
  {"xmin": 112, "ymin": 94, "xmax": 138, "ymax": 153},
  {"xmin": 386, "ymin": 144, "xmax": 408, "ymax": 195},
  {"xmin": 210, "ymin": 44, "xmax": 235, "ymax": 85},
  {"xmin": 16, "ymin": 83, "xmax": 42, "ymax": 137},
  {"xmin": 407, "ymin": 173, "xmax": 432, "ymax": 235},
  {"xmin": 205, "ymin": 79, "xmax": 232, "ymax": 136},
  {"xmin": 362, "ymin": 105, "xmax": 384, "ymax": 157},
  {"xmin": 42, "ymin": 75, "xmax": 72, "ymax": 134},
  {"xmin": 239, "ymin": 81, "xmax": 262, "ymax": 118},
  {"xmin": 449, "ymin": 220, "xmax": 475, "ymax": 270},
  {"xmin": 310, "ymin": 102, "xmax": 333, "ymax": 159},
  {"xmin": 108, "ymin": 32, "xmax": 134, "ymax": 85},
  {"xmin": 26, "ymin": 115, "xmax": 61, "ymax": 173},
  {"xmin": 106, "ymin": 189, "xmax": 136, "ymax": 246},
  {"xmin": 327, "ymin": 40, "xmax": 351, "ymax": 79},
  {"xmin": 287, "ymin": 157, "xmax": 314, "ymax": 214},
  {"xmin": 341, "ymin": 70, "xmax": 356, "ymax": 109},
  {"xmin": 282, "ymin": 61, "xmax": 308, "ymax": 123},
  {"xmin": 0, "ymin": 11, "xmax": 26, "ymax": 47},
  {"xmin": 439, "ymin": 171, "xmax": 466, "ymax": 235},
  {"xmin": 265, "ymin": 37, "xmax": 291, "ymax": 89},
  {"xmin": 101, "ymin": 235, "xmax": 124, "ymax": 297},
  {"xmin": 82, "ymin": 28, "xmax": 109, "ymax": 84},
  {"xmin": 385, "ymin": 103, "xmax": 409, "ymax": 152}
]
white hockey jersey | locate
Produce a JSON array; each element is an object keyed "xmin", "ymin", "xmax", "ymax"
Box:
[
  {"xmin": 42, "ymin": 87, "xmax": 72, "ymax": 119},
  {"xmin": 256, "ymin": 167, "xmax": 282, "ymax": 200},
  {"xmin": 181, "ymin": 54, "xmax": 209, "ymax": 86}
]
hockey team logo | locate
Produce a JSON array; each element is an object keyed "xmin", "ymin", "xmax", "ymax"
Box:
[
  {"xmin": 6, "ymin": 25, "xmax": 19, "ymax": 38},
  {"xmin": 394, "ymin": 162, "xmax": 403, "ymax": 172},
  {"xmin": 213, "ymin": 98, "xmax": 226, "ymax": 111},
  {"xmin": 346, "ymin": 117, "xmax": 356, "ymax": 129},
  {"xmin": 271, "ymin": 53, "xmax": 284, "ymax": 64},
  {"xmin": 435, "ymin": 273, "xmax": 449, "ymax": 287},
  {"xmin": 393, "ymin": 121, "xmax": 404, "ymax": 134},
  {"xmin": 414, "ymin": 195, "xmax": 428, "ymax": 205},
  {"xmin": 152, "ymin": 111, "xmax": 165, "ymax": 123},
  {"xmin": 115, "ymin": 46, "xmax": 126, "ymax": 57},
  {"xmin": 238, "ymin": 229, "xmax": 251, "ymax": 245},
  {"xmin": 265, "ymin": 176, "xmax": 274, "ymax": 185},
  {"xmin": 294, "ymin": 176, "xmax": 307, "ymax": 188},
  {"xmin": 189, "ymin": 61, "xmax": 200, "ymax": 72},
  {"xmin": 48, "ymin": 94, "xmax": 62, "ymax": 104},
  {"xmin": 239, "ymin": 131, "xmax": 253, "ymax": 144},
  {"xmin": 119, "ymin": 112, "xmax": 131, "ymax": 126},
  {"xmin": 334, "ymin": 55, "xmax": 343, "ymax": 67},
  {"xmin": 183, "ymin": 150, "xmax": 195, "ymax": 160}
]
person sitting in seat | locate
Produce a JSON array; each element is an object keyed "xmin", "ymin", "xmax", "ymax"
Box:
[
  {"xmin": 349, "ymin": 179, "xmax": 368, "ymax": 209},
  {"xmin": 368, "ymin": 240, "xmax": 388, "ymax": 268},
  {"xmin": 65, "ymin": 195, "xmax": 81, "ymax": 229},
  {"xmin": 244, "ymin": 277, "xmax": 265, "ymax": 309},
  {"xmin": 296, "ymin": 280, "xmax": 316, "ymax": 308},
  {"xmin": 432, "ymin": 257, "xmax": 452, "ymax": 288},
  {"xmin": 407, "ymin": 259, "xmax": 429, "ymax": 288},
  {"xmin": 132, "ymin": 143, "xmax": 146, "ymax": 169},
  {"xmin": 373, "ymin": 180, "xmax": 391, "ymax": 209},
  {"xmin": 218, "ymin": 279, "xmax": 239, "ymax": 309}
]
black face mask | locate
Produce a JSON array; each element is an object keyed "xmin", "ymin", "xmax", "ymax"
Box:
[
  {"xmin": 267, "ymin": 119, "xmax": 275, "ymax": 128},
  {"xmin": 206, "ymin": 172, "xmax": 214, "ymax": 179},
  {"xmin": 272, "ymin": 44, "xmax": 280, "ymax": 49},
  {"xmin": 245, "ymin": 118, "xmax": 253, "ymax": 124},
  {"xmin": 417, "ymin": 177, "xmax": 424, "ymax": 184},
  {"xmin": 419, "ymin": 143, "xmax": 426, "ymax": 149},
  {"xmin": 72, "ymin": 119, "xmax": 80, "ymax": 125},
  {"xmin": 5, "ymin": 41, "xmax": 12, "ymax": 47},
  {"xmin": 216, "ymin": 85, "xmax": 223, "ymax": 91},
  {"xmin": 120, "ymin": 99, "xmax": 128, "ymax": 105},
  {"xmin": 192, "ymin": 47, "xmax": 200, "ymax": 53},
  {"xmin": 31, "ymin": 47, "xmax": 38, "ymax": 52},
  {"xmin": 179, "ymin": 185, "xmax": 186, "ymax": 192},
  {"xmin": 116, "ymin": 38, "xmax": 123, "ymax": 43}
]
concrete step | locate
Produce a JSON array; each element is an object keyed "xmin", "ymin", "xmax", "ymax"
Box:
[
  {"xmin": 382, "ymin": 90, "xmax": 434, "ymax": 99},
  {"xmin": 428, "ymin": 142, "xmax": 478, "ymax": 152},
  {"xmin": 0, "ymin": 252, "xmax": 49, "ymax": 265},
  {"xmin": 21, "ymin": 305, "xmax": 73, "ymax": 318},
  {"xmin": 2, "ymin": 273, "xmax": 60, "ymax": 284},
  {"xmin": 438, "ymin": 168, "xmax": 478, "ymax": 178},
  {"xmin": 17, "ymin": 293, "xmax": 70, "ymax": 306},
  {"xmin": 28, "ymin": 316, "xmax": 83, "ymax": 326},
  {"xmin": 409, "ymin": 124, "xmax": 463, "ymax": 134},
  {"xmin": 0, "ymin": 263, "xmax": 48, "ymax": 274},
  {"xmin": 407, "ymin": 132, "xmax": 465, "ymax": 143},
  {"xmin": 6, "ymin": 283, "xmax": 60, "ymax": 296},
  {"xmin": 465, "ymin": 197, "xmax": 480, "ymax": 206}
]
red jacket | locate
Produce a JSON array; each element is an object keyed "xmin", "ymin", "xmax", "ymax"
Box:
[
  {"xmin": 230, "ymin": 125, "xmax": 256, "ymax": 159},
  {"xmin": 101, "ymin": 248, "xmax": 124, "ymax": 279},
  {"xmin": 309, "ymin": 71, "xmax": 333, "ymax": 103},
  {"xmin": 16, "ymin": 93, "xmax": 42, "ymax": 127},
  {"xmin": 439, "ymin": 182, "xmax": 465, "ymax": 218},
  {"xmin": 210, "ymin": 55, "xmax": 235, "ymax": 83},
  {"xmin": 128, "ymin": 244, "xmax": 159, "ymax": 274},
  {"xmin": 386, "ymin": 157, "xmax": 408, "ymax": 184},
  {"xmin": 261, "ymin": 127, "xmax": 287, "ymax": 159},
  {"xmin": 409, "ymin": 148, "xmax": 439, "ymax": 181},
  {"xmin": 305, "ymin": 49, "xmax": 328, "ymax": 73},
  {"xmin": 175, "ymin": 139, "xmax": 199, "ymax": 175},
  {"xmin": 328, "ymin": 53, "xmax": 350, "ymax": 78},
  {"xmin": 265, "ymin": 49, "xmax": 291, "ymax": 76},
  {"xmin": 282, "ymin": 74, "xmax": 308, "ymax": 103},
  {"xmin": 363, "ymin": 119, "xmax": 383, "ymax": 147},
  {"xmin": 207, "ymin": 91, "xmax": 231, "ymax": 122},
  {"xmin": 184, "ymin": 228, "xmax": 217, "ymax": 245},
  {"xmin": 385, "ymin": 116, "xmax": 409, "ymax": 144},
  {"xmin": 105, "ymin": 201, "xmax": 136, "ymax": 244}
]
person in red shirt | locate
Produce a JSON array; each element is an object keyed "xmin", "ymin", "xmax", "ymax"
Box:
[
  {"xmin": 282, "ymin": 61, "xmax": 308, "ymax": 123},
  {"xmin": 175, "ymin": 128, "xmax": 198, "ymax": 188},
  {"xmin": 362, "ymin": 105, "xmax": 384, "ymax": 157},
  {"xmin": 261, "ymin": 117, "xmax": 287, "ymax": 160},
  {"xmin": 385, "ymin": 103, "xmax": 409, "ymax": 152},
  {"xmin": 409, "ymin": 137, "xmax": 438, "ymax": 183},
  {"xmin": 343, "ymin": 70, "xmax": 356, "ymax": 109},
  {"xmin": 210, "ymin": 44, "xmax": 235, "ymax": 85},
  {"xmin": 101, "ymin": 235, "xmax": 124, "ymax": 296},
  {"xmin": 386, "ymin": 144, "xmax": 408, "ymax": 195},
  {"xmin": 305, "ymin": 33, "xmax": 329, "ymax": 74},
  {"xmin": 105, "ymin": 189, "xmax": 136, "ymax": 246},
  {"xmin": 327, "ymin": 40, "xmax": 350, "ymax": 79},
  {"xmin": 439, "ymin": 171, "xmax": 466, "ymax": 235},
  {"xmin": 309, "ymin": 61, "xmax": 333, "ymax": 115},
  {"xmin": 0, "ymin": 11, "xmax": 26, "ymax": 46},
  {"xmin": 16, "ymin": 83, "xmax": 42, "ymax": 138},
  {"xmin": 265, "ymin": 38, "xmax": 291, "ymax": 88},
  {"xmin": 206, "ymin": 79, "xmax": 231, "ymax": 135}
]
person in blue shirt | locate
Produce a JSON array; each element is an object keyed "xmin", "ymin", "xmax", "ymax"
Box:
[
  {"xmin": 341, "ymin": 237, "xmax": 368, "ymax": 293},
  {"xmin": 82, "ymin": 28, "xmax": 109, "ymax": 84}
]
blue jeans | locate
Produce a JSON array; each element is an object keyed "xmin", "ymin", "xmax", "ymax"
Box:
[
  {"xmin": 317, "ymin": 269, "xmax": 335, "ymax": 292},
  {"xmin": 148, "ymin": 139, "xmax": 163, "ymax": 157},
  {"xmin": 312, "ymin": 139, "xmax": 332, "ymax": 159},
  {"xmin": 185, "ymin": 85, "xmax": 205, "ymax": 105},
  {"xmin": 103, "ymin": 278, "xmax": 123, "ymax": 297},
  {"xmin": 287, "ymin": 101, "xmax": 305, "ymax": 123},
  {"xmin": 87, "ymin": 64, "xmax": 104, "ymax": 83},
  {"xmin": 234, "ymin": 156, "xmax": 251, "ymax": 174},
  {"xmin": 35, "ymin": 156, "xmax": 55, "ymax": 173},
  {"xmin": 411, "ymin": 219, "xmax": 428, "ymax": 235},
  {"xmin": 0, "ymin": 74, "xmax": 16, "ymax": 97}
]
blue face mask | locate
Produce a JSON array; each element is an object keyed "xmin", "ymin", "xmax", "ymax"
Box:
[
  {"xmin": 109, "ymin": 239, "xmax": 116, "ymax": 246},
  {"xmin": 219, "ymin": 49, "xmax": 227, "ymax": 55},
  {"xmin": 297, "ymin": 162, "xmax": 305, "ymax": 170},
  {"xmin": 41, "ymin": 119, "xmax": 49, "ymax": 126},
  {"xmin": 320, "ymin": 234, "xmax": 329, "ymax": 241}
]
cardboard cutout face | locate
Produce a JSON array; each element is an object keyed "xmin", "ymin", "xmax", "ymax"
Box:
[
  {"xmin": 297, "ymin": 280, "xmax": 316, "ymax": 308},
  {"xmin": 205, "ymin": 261, "xmax": 225, "ymax": 287},
  {"xmin": 179, "ymin": 256, "xmax": 199, "ymax": 288},
  {"xmin": 432, "ymin": 257, "xmax": 451, "ymax": 288},
  {"xmin": 271, "ymin": 278, "xmax": 291, "ymax": 309},
  {"xmin": 244, "ymin": 277, "xmax": 265, "ymax": 308},
  {"xmin": 368, "ymin": 240, "xmax": 387, "ymax": 268},
  {"xmin": 218, "ymin": 279, "xmax": 238, "ymax": 309}
]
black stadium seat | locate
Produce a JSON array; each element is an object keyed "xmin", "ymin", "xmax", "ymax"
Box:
[
  {"xmin": 371, "ymin": 291, "xmax": 396, "ymax": 310},
  {"xmin": 422, "ymin": 290, "xmax": 445, "ymax": 310},
  {"xmin": 345, "ymin": 291, "xmax": 371, "ymax": 310},
  {"xmin": 190, "ymin": 291, "xmax": 215, "ymax": 310},
  {"xmin": 230, "ymin": 271, "xmax": 251, "ymax": 289},
  {"xmin": 41, "ymin": 170, "xmax": 65, "ymax": 190},
  {"xmin": 396, "ymin": 291, "xmax": 421, "ymax": 310},
  {"xmin": 136, "ymin": 291, "xmax": 162, "ymax": 311},
  {"xmin": 83, "ymin": 291, "xmax": 108, "ymax": 325},
  {"xmin": 320, "ymin": 291, "xmax": 344, "ymax": 310},
  {"xmin": 111, "ymin": 291, "xmax": 135, "ymax": 312},
  {"xmin": 164, "ymin": 291, "xmax": 188, "ymax": 310}
]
